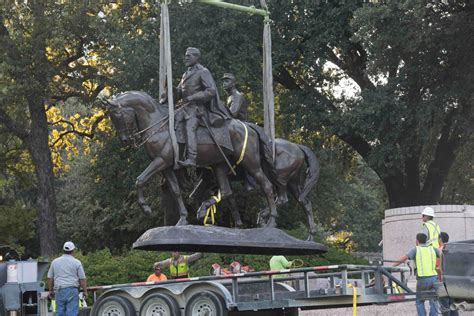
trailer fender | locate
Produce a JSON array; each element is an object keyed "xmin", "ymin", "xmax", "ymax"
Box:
[{"xmin": 96, "ymin": 287, "xmax": 148, "ymax": 300}]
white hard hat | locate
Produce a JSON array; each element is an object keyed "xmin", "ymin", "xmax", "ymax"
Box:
[
  {"xmin": 63, "ymin": 241, "xmax": 76, "ymax": 251},
  {"xmin": 421, "ymin": 207, "xmax": 435, "ymax": 217}
]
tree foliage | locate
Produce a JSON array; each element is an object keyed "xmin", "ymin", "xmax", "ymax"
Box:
[{"xmin": 0, "ymin": 2, "xmax": 110, "ymax": 255}]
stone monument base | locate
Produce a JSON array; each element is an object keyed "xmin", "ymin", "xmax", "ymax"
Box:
[{"xmin": 133, "ymin": 225, "xmax": 327, "ymax": 255}]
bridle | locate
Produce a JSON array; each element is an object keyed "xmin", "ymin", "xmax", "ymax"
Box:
[{"xmin": 110, "ymin": 100, "xmax": 169, "ymax": 149}]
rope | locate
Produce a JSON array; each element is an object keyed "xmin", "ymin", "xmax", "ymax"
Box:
[
  {"xmin": 159, "ymin": 2, "xmax": 179, "ymax": 168},
  {"xmin": 290, "ymin": 259, "xmax": 304, "ymax": 268},
  {"xmin": 204, "ymin": 191, "xmax": 221, "ymax": 226}
]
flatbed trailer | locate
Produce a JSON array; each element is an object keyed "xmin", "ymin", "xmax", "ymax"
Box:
[
  {"xmin": 80, "ymin": 264, "xmax": 424, "ymax": 316},
  {"xmin": 2, "ymin": 261, "xmax": 439, "ymax": 316}
]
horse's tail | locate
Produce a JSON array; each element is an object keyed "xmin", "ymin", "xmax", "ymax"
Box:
[
  {"xmin": 246, "ymin": 122, "xmax": 277, "ymax": 183},
  {"xmin": 297, "ymin": 144, "xmax": 320, "ymax": 202}
]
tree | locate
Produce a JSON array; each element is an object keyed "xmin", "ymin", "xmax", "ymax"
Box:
[
  {"xmin": 0, "ymin": 3, "xmax": 107, "ymax": 255},
  {"xmin": 441, "ymin": 135, "xmax": 474, "ymax": 204},
  {"xmin": 269, "ymin": 0, "xmax": 474, "ymax": 207}
]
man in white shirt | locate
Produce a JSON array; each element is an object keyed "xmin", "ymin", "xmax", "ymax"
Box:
[{"xmin": 47, "ymin": 241, "xmax": 87, "ymax": 316}]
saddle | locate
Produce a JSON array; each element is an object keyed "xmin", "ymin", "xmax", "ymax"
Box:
[{"xmin": 175, "ymin": 117, "xmax": 233, "ymax": 152}]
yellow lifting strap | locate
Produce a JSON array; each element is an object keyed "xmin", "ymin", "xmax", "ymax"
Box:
[
  {"xmin": 204, "ymin": 190, "xmax": 221, "ymax": 226},
  {"xmin": 234, "ymin": 121, "xmax": 248, "ymax": 168}
]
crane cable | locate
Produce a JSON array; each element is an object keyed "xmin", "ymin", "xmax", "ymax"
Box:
[
  {"xmin": 159, "ymin": 1, "xmax": 179, "ymax": 168},
  {"xmin": 260, "ymin": 0, "xmax": 275, "ymax": 159}
]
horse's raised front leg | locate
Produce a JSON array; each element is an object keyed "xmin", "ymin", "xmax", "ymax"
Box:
[
  {"xmin": 136, "ymin": 157, "xmax": 167, "ymax": 215},
  {"xmin": 162, "ymin": 169, "xmax": 189, "ymax": 226}
]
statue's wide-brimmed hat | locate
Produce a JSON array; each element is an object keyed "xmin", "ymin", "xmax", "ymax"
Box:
[{"xmin": 222, "ymin": 73, "xmax": 236, "ymax": 80}]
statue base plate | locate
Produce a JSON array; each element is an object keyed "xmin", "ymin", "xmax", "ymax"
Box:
[{"xmin": 133, "ymin": 225, "xmax": 327, "ymax": 255}]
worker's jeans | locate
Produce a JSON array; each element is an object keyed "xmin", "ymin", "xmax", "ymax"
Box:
[
  {"xmin": 416, "ymin": 276, "xmax": 438, "ymax": 316},
  {"xmin": 56, "ymin": 287, "xmax": 79, "ymax": 316}
]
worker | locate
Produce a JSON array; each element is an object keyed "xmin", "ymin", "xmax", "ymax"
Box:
[
  {"xmin": 421, "ymin": 207, "xmax": 441, "ymax": 249},
  {"xmin": 155, "ymin": 251, "xmax": 202, "ymax": 279},
  {"xmin": 437, "ymin": 232, "xmax": 458, "ymax": 316},
  {"xmin": 146, "ymin": 263, "xmax": 168, "ymax": 282},
  {"xmin": 269, "ymin": 255, "xmax": 293, "ymax": 278},
  {"xmin": 47, "ymin": 241, "xmax": 87, "ymax": 316},
  {"xmin": 393, "ymin": 233, "xmax": 441, "ymax": 316},
  {"xmin": 436, "ymin": 232, "xmax": 449, "ymax": 280}
]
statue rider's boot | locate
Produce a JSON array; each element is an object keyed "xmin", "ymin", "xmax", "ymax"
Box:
[
  {"xmin": 179, "ymin": 140, "xmax": 197, "ymax": 167},
  {"xmin": 178, "ymin": 156, "xmax": 196, "ymax": 168}
]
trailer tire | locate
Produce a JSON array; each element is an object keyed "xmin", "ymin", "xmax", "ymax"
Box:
[
  {"xmin": 185, "ymin": 291, "xmax": 227, "ymax": 316},
  {"xmin": 93, "ymin": 296, "xmax": 136, "ymax": 316},
  {"xmin": 139, "ymin": 293, "xmax": 179, "ymax": 316}
]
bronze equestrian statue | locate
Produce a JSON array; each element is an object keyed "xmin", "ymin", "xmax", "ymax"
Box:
[
  {"xmin": 104, "ymin": 90, "xmax": 278, "ymax": 227},
  {"xmin": 103, "ymin": 48, "xmax": 320, "ymax": 239}
]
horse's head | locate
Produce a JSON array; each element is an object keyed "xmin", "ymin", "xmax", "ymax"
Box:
[
  {"xmin": 100, "ymin": 91, "xmax": 168, "ymax": 148},
  {"xmin": 102, "ymin": 95, "xmax": 139, "ymax": 147}
]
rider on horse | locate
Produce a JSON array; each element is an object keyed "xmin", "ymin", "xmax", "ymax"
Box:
[
  {"xmin": 162, "ymin": 47, "xmax": 231, "ymax": 167},
  {"xmin": 222, "ymin": 72, "xmax": 248, "ymax": 121}
]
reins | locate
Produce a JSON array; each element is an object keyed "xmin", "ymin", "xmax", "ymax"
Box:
[{"xmin": 132, "ymin": 115, "xmax": 169, "ymax": 148}]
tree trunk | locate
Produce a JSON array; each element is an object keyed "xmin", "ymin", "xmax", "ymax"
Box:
[{"xmin": 27, "ymin": 102, "xmax": 58, "ymax": 256}]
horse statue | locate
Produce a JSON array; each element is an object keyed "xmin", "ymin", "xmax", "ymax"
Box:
[
  {"xmin": 103, "ymin": 91, "xmax": 278, "ymax": 227},
  {"xmin": 195, "ymin": 129, "xmax": 320, "ymax": 241}
]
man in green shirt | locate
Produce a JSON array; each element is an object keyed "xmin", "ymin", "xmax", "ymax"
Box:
[{"xmin": 269, "ymin": 255, "xmax": 293, "ymax": 278}]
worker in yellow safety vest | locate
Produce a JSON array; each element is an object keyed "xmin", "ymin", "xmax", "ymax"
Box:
[
  {"xmin": 421, "ymin": 207, "xmax": 441, "ymax": 249},
  {"xmin": 154, "ymin": 251, "xmax": 202, "ymax": 279},
  {"xmin": 393, "ymin": 233, "xmax": 441, "ymax": 316}
]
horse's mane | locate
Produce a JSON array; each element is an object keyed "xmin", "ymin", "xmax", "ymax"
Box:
[{"xmin": 113, "ymin": 91, "xmax": 169, "ymax": 116}]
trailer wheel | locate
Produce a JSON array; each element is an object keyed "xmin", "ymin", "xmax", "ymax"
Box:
[
  {"xmin": 139, "ymin": 293, "xmax": 179, "ymax": 316},
  {"xmin": 185, "ymin": 291, "xmax": 227, "ymax": 316},
  {"xmin": 93, "ymin": 296, "xmax": 136, "ymax": 316}
]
